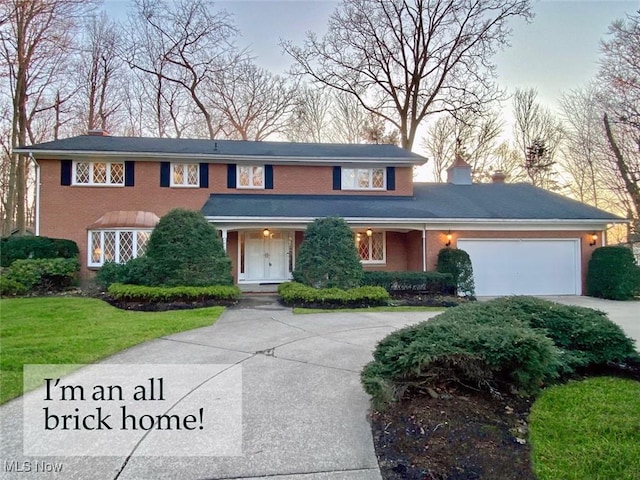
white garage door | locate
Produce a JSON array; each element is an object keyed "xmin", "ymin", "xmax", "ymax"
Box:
[{"xmin": 457, "ymin": 239, "xmax": 581, "ymax": 296}]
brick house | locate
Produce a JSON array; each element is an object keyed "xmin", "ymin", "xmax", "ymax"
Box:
[{"xmin": 15, "ymin": 133, "xmax": 623, "ymax": 296}]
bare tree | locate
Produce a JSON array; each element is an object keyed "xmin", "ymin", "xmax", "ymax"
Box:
[
  {"xmin": 286, "ymin": 86, "xmax": 332, "ymax": 143},
  {"xmin": 512, "ymin": 88, "xmax": 564, "ymax": 189},
  {"xmin": 282, "ymin": 0, "xmax": 531, "ymax": 150},
  {"xmin": 125, "ymin": 0, "xmax": 240, "ymax": 139},
  {"xmin": 0, "ymin": 0, "xmax": 97, "ymax": 235},
  {"xmin": 328, "ymin": 91, "xmax": 368, "ymax": 143},
  {"xmin": 210, "ymin": 61, "xmax": 299, "ymax": 141}
]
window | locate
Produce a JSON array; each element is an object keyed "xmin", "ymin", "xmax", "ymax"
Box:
[
  {"xmin": 355, "ymin": 231, "xmax": 385, "ymax": 263},
  {"xmin": 171, "ymin": 163, "xmax": 199, "ymax": 187},
  {"xmin": 88, "ymin": 230, "xmax": 151, "ymax": 267},
  {"xmin": 74, "ymin": 161, "xmax": 125, "ymax": 186},
  {"xmin": 237, "ymin": 165, "xmax": 264, "ymax": 188},
  {"xmin": 341, "ymin": 168, "xmax": 386, "ymax": 190}
]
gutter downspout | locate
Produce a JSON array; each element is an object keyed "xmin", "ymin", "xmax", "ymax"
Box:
[
  {"xmin": 422, "ymin": 225, "xmax": 427, "ymax": 272},
  {"xmin": 28, "ymin": 152, "xmax": 40, "ymax": 236}
]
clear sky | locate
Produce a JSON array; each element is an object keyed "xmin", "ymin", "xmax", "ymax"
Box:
[{"xmin": 104, "ymin": 0, "xmax": 637, "ymax": 123}]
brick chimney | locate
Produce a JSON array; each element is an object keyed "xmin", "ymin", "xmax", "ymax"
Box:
[
  {"xmin": 87, "ymin": 129, "xmax": 109, "ymax": 136},
  {"xmin": 446, "ymin": 153, "xmax": 472, "ymax": 185},
  {"xmin": 491, "ymin": 170, "xmax": 507, "ymax": 184}
]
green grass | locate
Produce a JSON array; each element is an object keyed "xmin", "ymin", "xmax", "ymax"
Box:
[
  {"xmin": 530, "ymin": 377, "xmax": 640, "ymax": 480},
  {"xmin": 293, "ymin": 305, "xmax": 445, "ymax": 314},
  {"xmin": 0, "ymin": 297, "xmax": 223, "ymax": 404}
]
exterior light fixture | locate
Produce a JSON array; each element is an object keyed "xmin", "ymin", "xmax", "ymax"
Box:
[
  {"xmin": 589, "ymin": 233, "xmax": 597, "ymax": 246},
  {"xmin": 263, "ymin": 228, "xmax": 270, "ymax": 238},
  {"xmin": 366, "ymin": 228, "xmax": 373, "ymax": 237},
  {"xmin": 445, "ymin": 231, "xmax": 452, "ymax": 247}
]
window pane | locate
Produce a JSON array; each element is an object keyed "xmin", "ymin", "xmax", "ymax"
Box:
[
  {"xmin": 372, "ymin": 169, "xmax": 385, "ymax": 189},
  {"xmin": 357, "ymin": 169, "xmax": 370, "ymax": 188},
  {"xmin": 119, "ymin": 231, "xmax": 134, "ymax": 263},
  {"xmin": 358, "ymin": 235, "xmax": 370, "ymax": 260},
  {"xmin": 103, "ymin": 232, "xmax": 116, "ymax": 262},
  {"xmin": 90, "ymin": 232, "xmax": 101, "ymax": 263},
  {"xmin": 76, "ymin": 162, "xmax": 90, "ymax": 183},
  {"xmin": 238, "ymin": 166, "xmax": 250, "ymax": 186},
  {"xmin": 341, "ymin": 168, "xmax": 356, "ymax": 189},
  {"xmin": 137, "ymin": 231, "xmax": 150, "ymax": 256},
  {"xmin": 93, "ymin": 163, "xmax": 107, "ymax": 183},
  {"xmin": 252, "ymin": 166, "xmax": 263, "ymax": 186},
  {"xmin": 172, "ymin": 164, "xmax": 184, "ymax": 185},
  {"xmin": 110, "ymin": 163, "xmax": 124, "ymax": 184},
  {"xmin": 187, "ymin": 164, "xmax": 199, "ymax": 185},
  {"xmin": 371, "ymin": 232, "xmax": 384, "ymax": 260}
]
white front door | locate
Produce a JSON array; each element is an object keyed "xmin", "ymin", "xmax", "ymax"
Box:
[{"xmin": 243, "ymin": 231, "xmax": 290, "ymax": 282}]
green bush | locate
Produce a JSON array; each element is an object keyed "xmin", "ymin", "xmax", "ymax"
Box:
[
  {"xmin": 587, "ymin": 246, "xmax": 640, "ymax": 300},
  {"xmin": 2, "ymin": 258, "xmax": 79, "ymax": 293},
  {"xmin": 362, "ymin": 271, "xmax": 455, "ymax": 295},
  {"xmin": 108, "ymin": 283, "xmax": 241, "ymax": 302},
  {"xmin": 361, "ymin": 296, "xmax": 638, "ymax": 406},
  {"xmin": 0, "ymin": 277, "xmax": 28, "ymax": 296},
  {"xmin": 436, "ymin": 248, "xmax": 475, "ymax": 297},
  {"xmin": 142, "ymin": 208, "xmax": 233, "ymax": 287},
  {"xmin": 278, "ymin": 281, "xmax": 389, "ymax": 307},
  {"xmin": 1, "ymin": 236, "xmax": 79, "ymax": 267},
  {"xmin": 293, "ymin": 217, "xmax": 363, "ymax": 289},
  {"xmin": 95, "ymin": 257, "xmax": 155, "ymax": 290}
]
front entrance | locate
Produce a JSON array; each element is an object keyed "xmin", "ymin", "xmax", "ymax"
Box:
[{"xmin": 240, "ymin": 230, "xmax": 293, "ymax": 283}]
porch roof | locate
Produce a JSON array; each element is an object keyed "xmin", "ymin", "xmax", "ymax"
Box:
[{"xmin": 201, "ymin": 183, "xmax": 623, "ymax": 222}]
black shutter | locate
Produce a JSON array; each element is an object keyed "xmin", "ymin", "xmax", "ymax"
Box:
[
  {"xmin": 125, "ymin": 161, "xmax": 135, "ymax": 187},
  {"xmin": 265, "ymin": 165, "xmax": 273, "ymax": 189},
  {"xmin": 160, "ymin": 162, "xmax": 170, "ymax": 187},
  {"xmin": 332, "ymin": 166, "xmax": 341, "ymax": 190},
  {"xmin": 227, "ymin": 164, "xmax": 236, "ymax": 188},
  {"xmin": 61, "ymin": 160, "xmax": 72, "ymax": 186},
  {"xmin": 199, "ymin": 163, "xmax": 209, "ymax": 188},
  {"xmin": 386, "ymin": 166, "xmax": 395, "ymax": 191}
]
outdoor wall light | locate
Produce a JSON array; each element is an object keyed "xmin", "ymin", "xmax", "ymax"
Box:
[
  {"xmin": 589, "ymin": 233, "xmax": 597, "ymax": 246},
  {"xmin": 366, "ymin": 228, "xmax": 373, "ymax": 237},
  {"xmin": 263, "ymin": 228, "xmax": 270, "ymax": 237},
  {"xmin": 445, "ymin": 231, "xmax": 452, "ymax": 247}
]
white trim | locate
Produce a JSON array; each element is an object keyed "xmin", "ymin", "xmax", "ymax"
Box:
[
  {"xmin": 236, "ymin": 165, "xmax": 265, "ymax": 189},
  {"xmin": 73, "ymin": 160, "xmax": 125, "ymax": 186},
  {"xmin": 87, "ymin": 228, "xmax": 152, "ymax": 267},
  {"xmin": 355, "ymin": 230, "xmax": 386, "ymax": 264},
  {"xmin": 169, "ymin": 162, "xmax": 199, "ymax": 188}
]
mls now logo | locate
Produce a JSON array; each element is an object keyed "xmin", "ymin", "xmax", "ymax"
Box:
[{"xmin": 4, "ymin": 460, "xmax": 64, "ymax": 473}]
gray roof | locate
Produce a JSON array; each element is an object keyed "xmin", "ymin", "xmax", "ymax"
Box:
[
  {"xmin": 201, "ymin": 183, "xmax": 622, "ymax": 222},
  {"xmin": 16, "ymin": 135, "xmax": 426, "ymax": 165}
]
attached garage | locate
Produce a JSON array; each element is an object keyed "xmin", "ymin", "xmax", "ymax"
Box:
[{"xmin": 457, "ymin": 239, "xmax": 581, "ymax": 296}]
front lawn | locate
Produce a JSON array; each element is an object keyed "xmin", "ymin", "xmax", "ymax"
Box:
[
  {"xmin": 530, "ymin": 376, "xmax": 640, "ymax": 480},
  {"xmin": 0, "ymin": 297, "xmax": 223, "ymax": 404}
]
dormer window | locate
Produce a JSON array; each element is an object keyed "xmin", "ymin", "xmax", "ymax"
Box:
[{"xmin": 341, "ymin": 168, "xmax": 386, "ymax": 190}]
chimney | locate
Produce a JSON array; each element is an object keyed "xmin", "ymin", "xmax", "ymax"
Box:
[
  {"xmin": 492, "ymin": 170, "xmax": 507, "ymax": 184},
  {"xmin": 446, "ymin": 153, "xmax": 472, "ymax": 185},
  {"xmin": 87, "ymin": 129, "xmax": 109, "ymax": 136}
]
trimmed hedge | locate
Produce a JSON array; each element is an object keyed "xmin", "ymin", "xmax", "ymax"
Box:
[
  {"xmin": 587, "ymin": 246, "xmax": 640, "ymax": 300},
  {"xmin": 362, "ymin": 271, "xmax": 455, "ymax": 295},
  {"xmin": 0, "ymin": 258, "xmax": 79, "ymax": 295},
  {"xmin": 107, "ymin": 283, "xmax": 241, "ymax": 303},
  {"xmin": 278, "ymin": 281, "xmax": 390, "ymax": 308},
  {"xmin": 361, "ymin": 296, "xmax": 638, "ymax": 406},
  {"xmin": 1, "ymin": 236, "xmax": 78, "ymax": 267},
  {"xmin": 436, "ymin": 247, "xmax": 475, "ymax": 297}
]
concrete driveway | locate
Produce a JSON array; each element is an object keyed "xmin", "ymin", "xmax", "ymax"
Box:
[
  {"xmin": 1, "ymin": 295, "xmax": 636, "ymax": 480},
  {"xmin": 0, "ymin": 298, "xmax": 439, "ymax": 480}
]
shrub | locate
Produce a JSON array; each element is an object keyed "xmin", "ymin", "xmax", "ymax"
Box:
[
  {"xmin": 0, "ymin": 236, "xmax": 79, "ymax": 267},
  {"xmin": 142, "ymin": 208, "xmax": 233, "ymax": 287},
  {"xmin": 0, "ymin": 277, "xmax": 28, "ymax": 296},
  {"xmin": 293, "ymin": 217, "xmax": 363, "ymax": 289},
  {"xmin": 95, "ymin": 257, "xmax": 155, "ymax": 290},
  {"xmin": 278, "ymin": 281, "xmax": 389, "ymax": 307},
  {"xmin": 362, "ymin": 271, "xmax": 455, "ymax": 295},
  {"xmin": 361, "ymin": 296, "xmax": 638, "ymax": 406},
  {"xmin": 2, "ymin": 258, "xmax": 79, "ymax": 293},
  {"xmin": 107, "ymin": 283, "xmax": 241, "ymax": 303},
  {"xmin": 436, "ymin": 248, "xmax": 475, "ymax": 297},
  {"xmin": 587, "ymin": 246, "xmax": 640, "ymax": 300}
]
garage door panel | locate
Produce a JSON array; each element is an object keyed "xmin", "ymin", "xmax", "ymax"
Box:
[{"xmin": 457, "ymin": 239, "xmax": 580, "ymax": 296}]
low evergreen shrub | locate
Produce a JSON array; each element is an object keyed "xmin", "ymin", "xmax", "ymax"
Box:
[
  {"xmin": 436, "ymin": 248, "xmax": 475, "ymax": 297},
  {"xmin": 362, "ymin": 271, "xmax": 455, "ymax": 295},
  {"xmin": 1, "ymin": 258, "xmax": 79, "ymax": 293},
  {"xmin": 587, "ymin": 246, "xmax": 640, "ymax": 300},
  {"xmin": 278, "ymin": 281, "xmax": 389, "ymax": 307},
  {"xmin": 95, "ymin": 257, "xmax": 155, "ymax": 290},
  {"xmin": 0, "ymin": 277, "xmax": 28, "ymax": 296},
  {"xmin": 293, "ymin": 217, "xmax": 363, "ymax": 289},
  {"xmin": 107, "ymin": 283, "xmax": 241, "ymax": 303},
  {"xmin": 0, "ymin": 236, "xmax": 78, "ymax": 267},
  {"xmin": 361, "ymin": 296, "xmax": 638, "ymax": 406}
]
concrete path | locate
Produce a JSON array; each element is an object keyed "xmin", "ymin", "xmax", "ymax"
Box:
[{"xmin": 0, "ymin": 297, "xmax": 438, "ymax": 480}]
